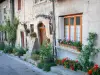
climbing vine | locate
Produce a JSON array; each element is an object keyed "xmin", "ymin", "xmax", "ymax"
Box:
[
  {"xmin": 0, "ymin": 18, "xmax": 19, "ymax": 46},
  {"xmin": 78, "ymin": 32, "xmax": 100, "ymax": 72}
]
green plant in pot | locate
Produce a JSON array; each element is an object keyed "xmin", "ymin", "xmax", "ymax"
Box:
[{"xmin": 30, "ymin": 32, "xmax": 37, "ymax": 38}]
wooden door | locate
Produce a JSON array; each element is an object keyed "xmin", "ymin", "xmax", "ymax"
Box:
[{"xmin": 39, "ymin": 27, "xmax": 46, "ymax": 45}]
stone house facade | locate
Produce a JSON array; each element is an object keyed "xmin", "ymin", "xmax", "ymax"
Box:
[
  {"xmin": 15, "ymin": 0, "xmax": 100, "ymax": 65},
  {"xmin": 0, "ymin": 0, "xmax": 11, "ymax": 42},
  {"xmin": 0, "ymin": 0, "xmax": 100, "ymax": 65}
]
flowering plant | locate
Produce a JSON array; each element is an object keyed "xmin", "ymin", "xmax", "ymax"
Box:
[
  {"xmin": 58, "ymin": 39, "xmax": 82, "ymax": 51},
  {"xmin": 88, "ymin": 64, "xmax": 100, "ymax": 75}
]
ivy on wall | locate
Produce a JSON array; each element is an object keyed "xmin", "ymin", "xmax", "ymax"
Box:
[
  {"xmin": 0, "ymin": 18, "xmax": 19, "ymax": 46},
  {"xmin": 78, "ymin": 32, "xmax": 100, "ymax": 72}
]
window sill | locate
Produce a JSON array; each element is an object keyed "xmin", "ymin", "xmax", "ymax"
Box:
[{"xmin": 56, "ymin": 44, "xmax": 80, "ymax": 54}]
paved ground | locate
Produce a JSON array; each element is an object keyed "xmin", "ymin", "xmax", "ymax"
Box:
[{"xmin": 0, "ymin": 52, "xmax": 57, "ymax": 75}]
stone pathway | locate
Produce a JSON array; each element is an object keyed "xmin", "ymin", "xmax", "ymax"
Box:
[{"xmin": 0, "ymin": 52, "xmax": 57, "ymax": 75}]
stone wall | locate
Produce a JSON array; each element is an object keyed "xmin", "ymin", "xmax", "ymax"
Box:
[{"xmin": 14, "ymin": 0, "xmax": 100, "ymax": 65}]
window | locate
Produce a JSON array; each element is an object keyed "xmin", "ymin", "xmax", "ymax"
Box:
[
  {"xmin": 64, "ymin": 14, "xmax": 82, "ymax": 42},
  {"xmin": 18, "ymin": 0, "xmax": 21, "ymax": 10},
  {"xmin": 4, "ymin": 7, "xmax": 7, "ymax": 14}
]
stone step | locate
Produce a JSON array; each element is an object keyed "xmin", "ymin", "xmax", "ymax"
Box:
[{"xmin": 51, "ymin": 66, "xmax": 86, "ymax": 75}]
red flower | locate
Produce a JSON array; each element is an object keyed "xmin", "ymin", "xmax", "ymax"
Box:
[
  {"xmin": 70, "ymin": 66, "xmax": 74, "ymax": 70},
  {"xmin": 93, "ymin": 64, "xmax": 99, "ymax": 70},
  {"xmin": 88, "ymin": 70, "xmax": 92, "ymax": 75},
  {"xmin": 61, "ymin": 58, "xmax": 67, "ymax": 64},
  {"xmin": 76, "ymin": 60, "xmax": 78, "ymax": 63}
]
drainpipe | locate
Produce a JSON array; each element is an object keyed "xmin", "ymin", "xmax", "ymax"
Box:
[{"xmin": 52, "ymin": 0, "xmax": 57, "ymax": 60}]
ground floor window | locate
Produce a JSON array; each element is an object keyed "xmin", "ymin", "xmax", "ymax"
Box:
[{"xmin": 64, "ymin": 14, "xmax": 82, "ymax": 42}]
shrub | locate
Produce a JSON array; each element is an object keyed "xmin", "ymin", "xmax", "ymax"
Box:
[
  {"xmin": 0, "ymin": 42, "xmax": 5, "ymax": 50},
  {"xmin": 32, "ymin": 50, "xmax": 40, "ymax": 55},
  {"xmin": 16, "ymin": 48, "xmax": 26, "ymax": 57},
  {"xmin": 40, "ymin": 41, "xmax": 52, "ymax": 62},
  {"xmin": 43, "ymin": 62, "xmax": 57, "ymax": 71},
  {"xmin": 37, "ymin": 62, "xmax": 44, "ymax": 69},
  {"xmin": 12, "ymin": 47, "xmax": 19, "ymax": 55},
  {"xmin": 4, "ymin": 45, "xmax": 13, "ymax": 53},
  {"xmin": 31, "ymin": 54, "xmax": 40, "ymax": 61}
]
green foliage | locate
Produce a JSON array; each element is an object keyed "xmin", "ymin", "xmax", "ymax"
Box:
[
  {"xmin": 58, "ymin": 39, "xmax": 82, "ymax": 51},
  {"xmin": 0, "ymin": 18, "xmax": 19, "ymax": 46},
  {"xmin": 16, "ymin": 47, "xmax": 26, "ymax": 57},
  {"xmin": 31, "ymin": 50, "xmax": 40, "ymax": 61},
  {"xmin": 92, "ymin": 68, "xmax": 100, "ymax": 75},
  {"xmin": 32, "ymin": 50, "xmax": 40, "ymax": 55},
  {"xmin": 43, "ymin": 63, "xmax": 57, "ymax": 71},
  {"xmin": 37, "ymin": 62, "xmax": 44, "ymax": 69},
  {"xmin": 37, "ymin": 62, "xmax": 56, "ymax": 72},
  {"xmin": 37, "ymin": 41, "xmax": 56, "ymax": 71},
  {"xmin": 78, "ymin": 32, "xmax": 100, "ymax": 72},
  {"xmin": 0, "ymin": 42, "xmax": 5, "ymax": 50},
  {"xmin": 12, "ymin": 47, "xmax": 26, "ymax": 57},
  {"xmin": 31, "ymin": 54, "xmax": 40, "ymax": 61},
  {"xmin": 40, "ymin": 41, "xmax": 52, "ymax": 61},
  {"xmin": 4, "ymin": 45, "xmax": 13, "ymax": 53}
]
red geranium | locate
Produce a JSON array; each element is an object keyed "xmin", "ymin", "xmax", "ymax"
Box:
[
  {"xmin": 88, "ymin": 70, "xmax": 92, "ymax": 75},
  {"xmin": 61, "ymin": 57, "xmax": 68, "ymax": 64},
  {"xmin": 70, "ymin": 66, "xmax": 74, "ymax": 70},
  {"xmin": 93, "ymin": 64, "xmax": 99, "ymax": 71}
]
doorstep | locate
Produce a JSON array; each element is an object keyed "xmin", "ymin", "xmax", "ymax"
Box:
[{"xmin": 51, "ymin": 66, "xmax": 87, "ymax": 75}]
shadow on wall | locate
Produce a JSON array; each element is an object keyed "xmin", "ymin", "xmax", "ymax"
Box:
[{"xmin": 32, "ymin": 38, "xmax": 40, "ymax": 51}]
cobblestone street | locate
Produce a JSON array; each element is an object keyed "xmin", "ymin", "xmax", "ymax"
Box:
[{"xmin": 0, "ymin": 53, "xmax": 44, "ymax": 75}]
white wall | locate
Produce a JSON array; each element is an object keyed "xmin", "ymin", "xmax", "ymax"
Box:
[
  {"xmin": 56, "ymin": 0, "xmax": 100, "ymax": 65},
  {"xmin": 14, "ymin": 0, "xmax": 100, "ymax": 65}
]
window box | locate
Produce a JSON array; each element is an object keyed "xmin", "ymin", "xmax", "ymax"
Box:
[{"xmin": 59, "ymin": 43, "xmax": 80, "ymax": 52}]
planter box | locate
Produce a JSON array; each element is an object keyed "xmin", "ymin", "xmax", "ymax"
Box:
[{"xmin": 59, "ymin": 44, "xmax": 80, "ymax": 52}]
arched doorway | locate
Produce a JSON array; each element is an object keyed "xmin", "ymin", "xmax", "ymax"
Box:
[{"xmin": 38, "ymin": 22, "xmax": 46, "ymax": 45}]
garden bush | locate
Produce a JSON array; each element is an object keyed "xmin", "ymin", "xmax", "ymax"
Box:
[
  {"xmin": 31, "ymin": 54, "xmax": 40, "ymax": 61},
  {"xmin": 16, "ymin": 47, "xmax": 26, "ymax": 57},
  {"xmin": 37, "ymin": 62, "xmax": 56, "ymax": 71},
  {"xmin": 37, "ymin": 41, "xmax": 56, "ymax": 71},
  {"xmin": 0, "ymin": 42, "xmax": 5, "ymax": 50},
  {"xmin": 43, "ymin": 62, "xmax": 57, "ymax": 71},
  {"xmin": 4, "ymin": 45, "xmax": 13, "ymax": 53},
  {"xmin": 37, "ymin": 62, "xmax": 44, "ymax": 69}
]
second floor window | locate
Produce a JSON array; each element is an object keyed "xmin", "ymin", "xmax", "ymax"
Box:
[{"xmin": 18, "ymin": 0, "xmax": 21, "ymax": 10}]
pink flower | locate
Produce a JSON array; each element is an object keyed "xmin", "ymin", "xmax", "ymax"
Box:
[{"xmin": 76, "ymin": 60, "xmax": 78, "ymax": 63}]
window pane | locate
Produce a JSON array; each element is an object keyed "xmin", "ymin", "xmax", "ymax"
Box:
[
  {"xmin": 76, "ymin": 17, "xmax": 80, "ymax": 25},
  {"xmin": 70, "ymin": 17, "xmax": 74, "ymax": 25},
  {"xmin": 64, "ymin": 18, "xmax": 68, "ymax": 25},
  {"xmin": 65, "ymin": 26, "xmax": 69, "ymax": 40}
]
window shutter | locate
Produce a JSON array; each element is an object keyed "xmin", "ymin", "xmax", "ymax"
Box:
[{"xmin": 18, "ymin": 0, "xmax": 21, "ymax": 10}]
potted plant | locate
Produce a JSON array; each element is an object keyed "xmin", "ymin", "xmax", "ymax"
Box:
[{"xmin": 30, "ymin": 32, "xmax": 37, "ymax": 38}]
